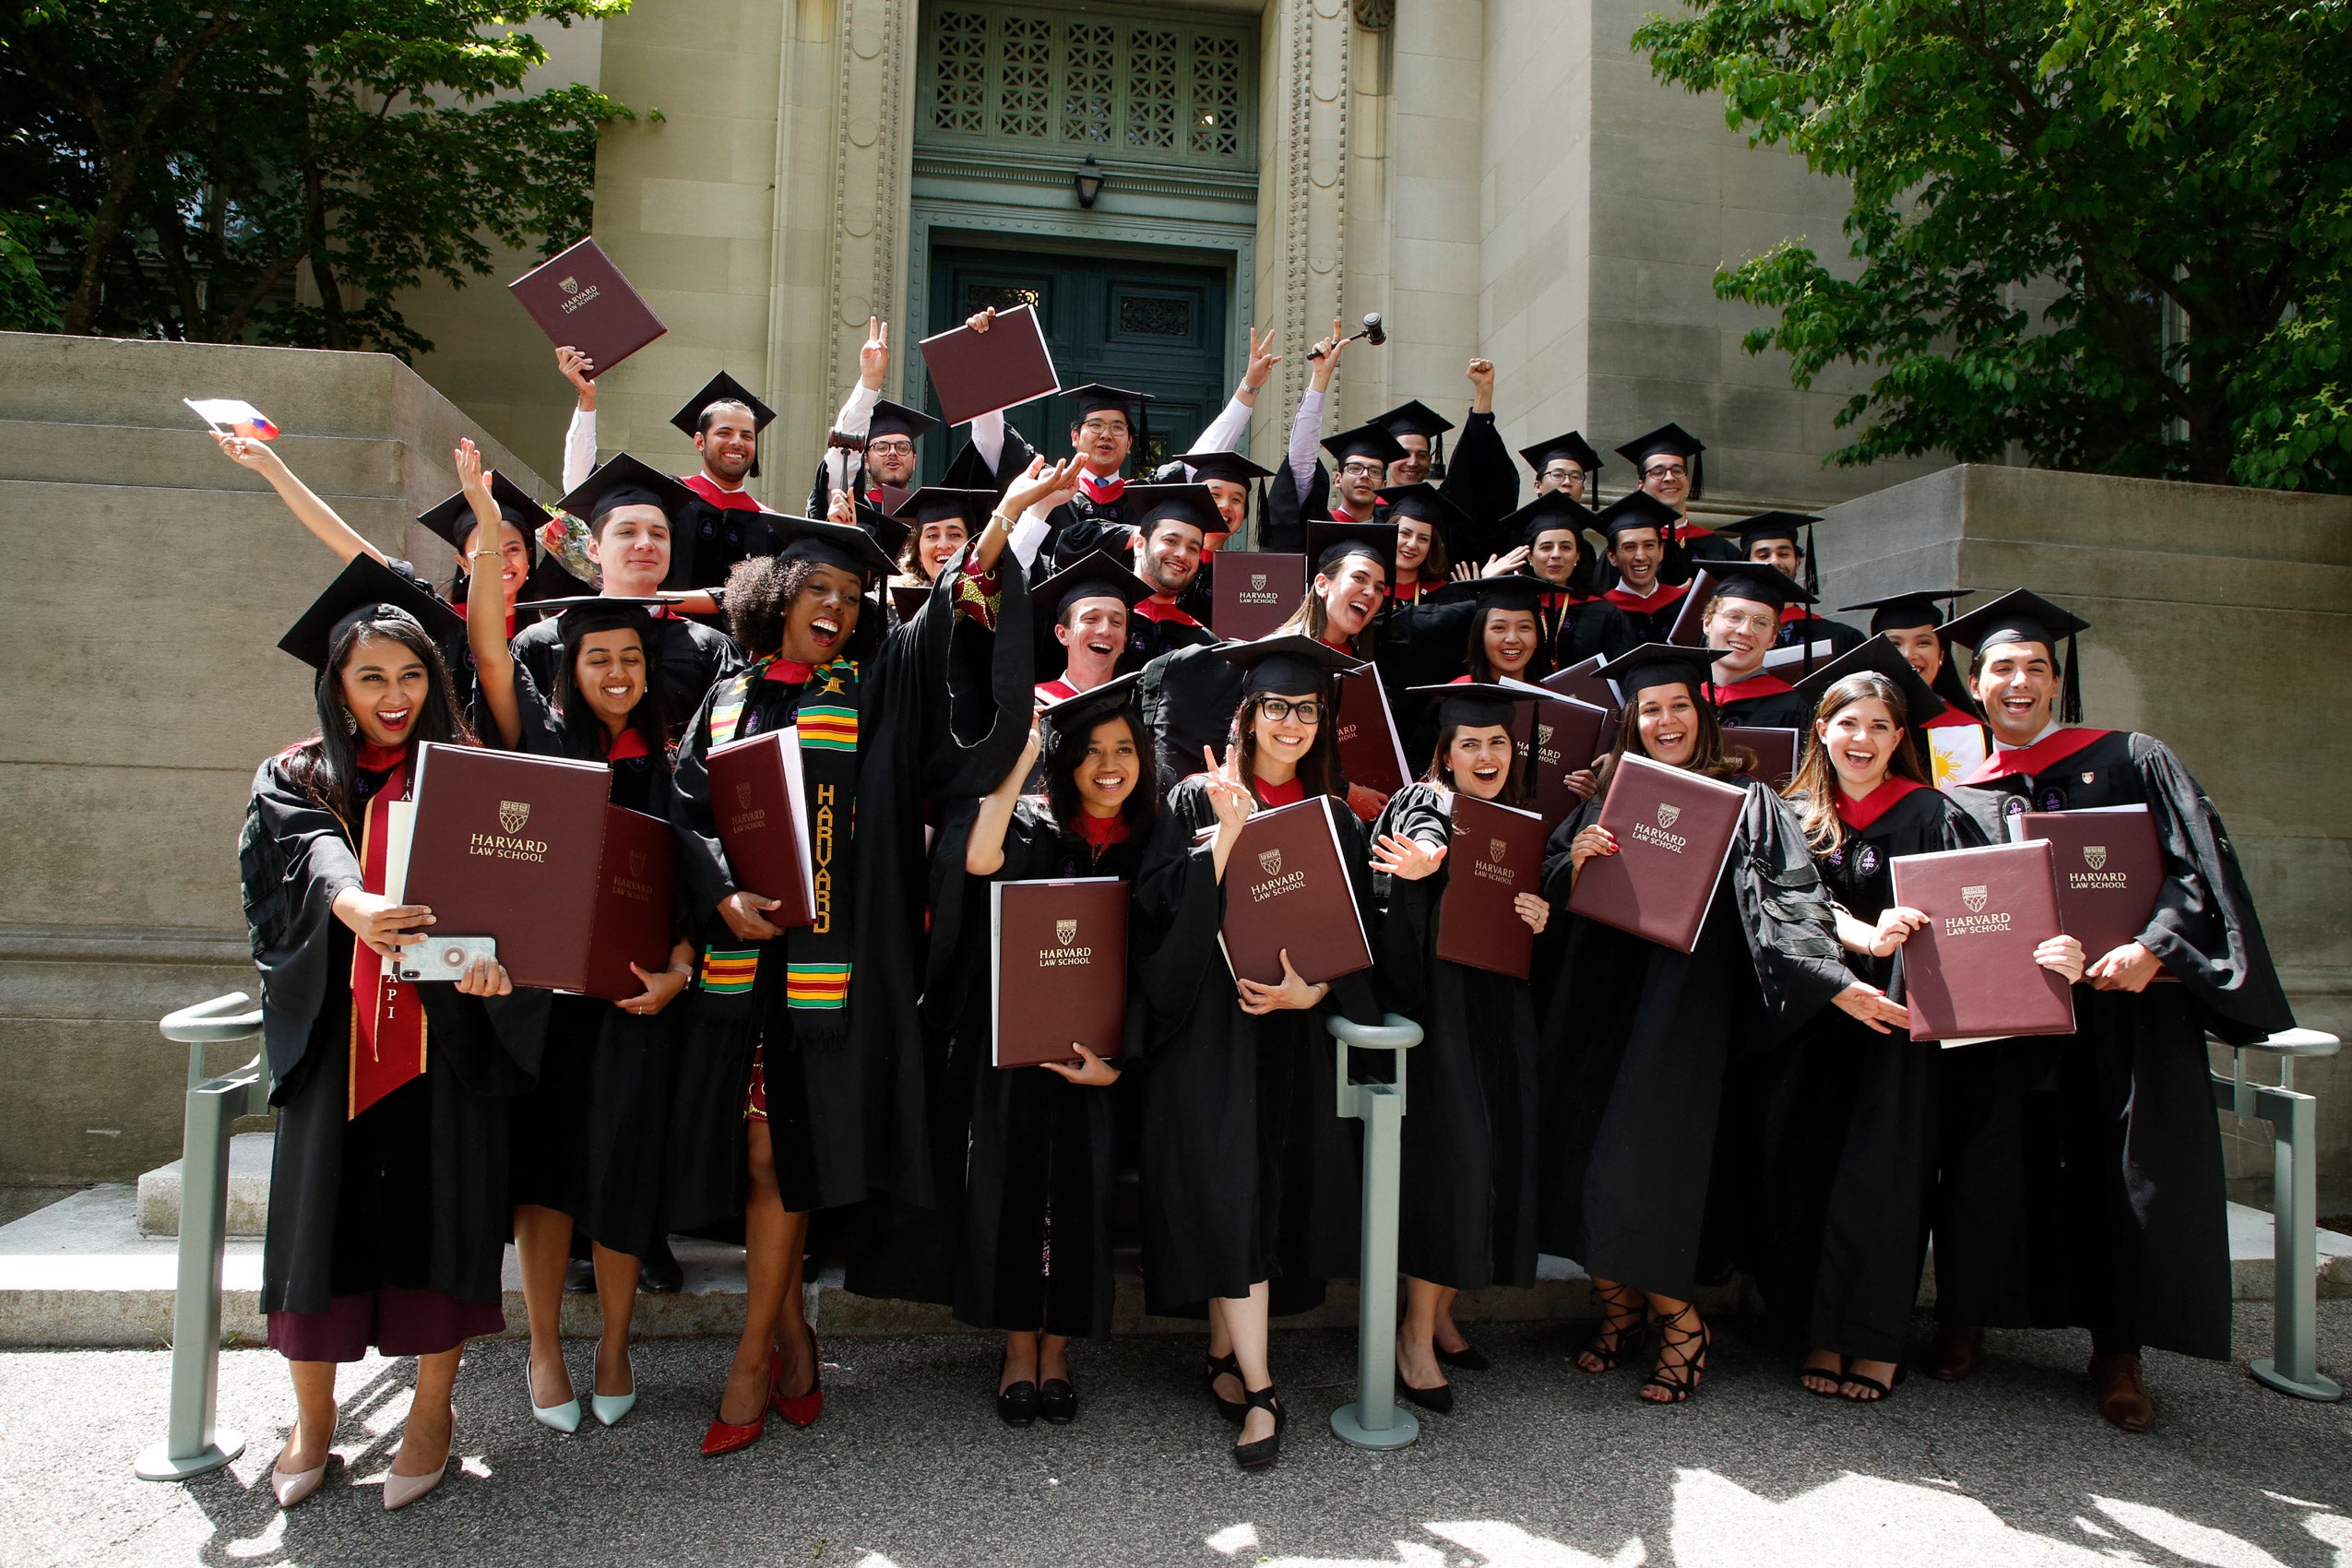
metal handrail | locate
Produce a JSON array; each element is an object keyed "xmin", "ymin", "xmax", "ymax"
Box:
[
  {"xmin": 1328, "ymin": 1011, "xmax": 1422, "ymax": 1450},
  {"xmin": 2211, "ymin": 1027, "xmax": 2342, "ymax": 1403},
  {"xmin": 136, "ymin": 992, "xmax": 269, "ymax": 1480}
]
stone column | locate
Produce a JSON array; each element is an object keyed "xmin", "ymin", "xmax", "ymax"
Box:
[{"xmin": 1258, "ymin": 0, "xmax": 1357, "ymax": 437}]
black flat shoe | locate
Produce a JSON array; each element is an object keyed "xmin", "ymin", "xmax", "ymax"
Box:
[
  {"xmin": 996, "ymin": 1380, "xmax": 1039, "ymax": 1427},
  {"xmin": 1231, "ymin": 1384, "xmax": 1285, "ymax": 1470},
  {"xmin": 1037, "ymin": 1378, "xmax": 1076, "ymax": 1424},
  {"xmin": 1396, "ymin": 1362, "xmax": 1455, "ymax": 1413},
  {"xmin": 1203, "ymin": 1351, "xmax": 1247, "ymax": 1423},
  {"xmin": 638, "ymin": 1239, "xmax": 683, "ymax": 1295},
  {"xmin": 563, "ymin": 1257, "xmax": 596, "ymax": 1295},
  {"xmin": 1432, "ymin": 1341, "xmax": 1489, "ymax": 1372}
]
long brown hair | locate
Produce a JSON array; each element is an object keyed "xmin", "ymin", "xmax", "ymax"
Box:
[
  {"xmin": 1787, "ymin": 671, "xmax": 1930, "ymax": 855},
  {"xmin": 1229, "ymin": 686, "xmax": 1344, "ymax": 802},
  {"xmin": 1275, "ymin": 553, "xmax": 1383, "ymax": 657},
  {"xmin": 1420, "ymin": 718, "xmax": 1531, "ymax": 808},
  {"xmin": 1594, "ymin": 678, "xmax": 1751, "ymax": 790},
  {"xmin": 283, "ymin": 612, "xmax": 474, "ymax": 822}
]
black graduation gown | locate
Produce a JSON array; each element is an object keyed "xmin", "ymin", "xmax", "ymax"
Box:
[
  {"xmin": 1938, "ymin": 730, "xmax": 2294, "ymax": 1359},
  {"xmin": 1659, "ymin": 526, "xmax": 1744, "ymax": 587},
  {"xmin": 673, "ymin": 495, "xmax": 779, "ymax": 595},
  {"xmin": 1538, "ymin": 777, "xmax": 1852, "ymax": 1300},
  {"xmin": 512, "ymin": 610, "xmax": 743, "ymax": 746},
  {"xmin": 663, "ymin": 552, "xmax": 1035, "ymax": 1223},
  {"xmin": 1602, "ymin": 586, "xmax": 1693, "ymax": 644},
  {"xmin": 1776, "ymin": 612, "xmax": 1865, "ymax": 659},
  {"xmin": 1757, "ymin": 785, "xmax": 1983, "ymax": 1361},
  {"xmin": 1539, "ymin": 593, "xmax": 1636, "ymax": 668},
  {"xmin": 1131, "ymin": 778, "xmax": 1382, "ymax": 1313},
  {"xmin": 496, "ymin": 674, "xmax": 686, "ymax": 1258},
  {"xmin": 1121, "ymin": 602, "xmax": 1218, "ymax": 675},
  {"xmin": 1433, "ymin": 411, "xmax": 1522, "ymax": 566},
  {"xmin": 242, "ymin": 754, "xmax": 547, "ymax": 1319},
  {"xmin": 910, "ymin": 800, "xmax": 1146, "ymax": 1335},
  {"xmin": 1715, "ymin": 683, "xmax": 1813, "ymax": 732},
  {"xmin": 1370, "ymin": 785, "xmax": 1540, "ymax": 1291}
]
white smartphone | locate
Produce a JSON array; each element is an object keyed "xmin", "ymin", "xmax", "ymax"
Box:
[{"xmin": 397, "ymin": 934, "xmax": 498, "ymax": 982}]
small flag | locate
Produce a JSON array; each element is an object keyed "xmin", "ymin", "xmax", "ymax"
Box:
[{"xmin": 183, "ymin": 398, "xmax": 281, "ymax": 440}]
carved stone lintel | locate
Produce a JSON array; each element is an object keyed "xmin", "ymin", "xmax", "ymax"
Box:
[{"xmin": 1351, "ymin": 0, "xmax": 1394, "ymax": 30}]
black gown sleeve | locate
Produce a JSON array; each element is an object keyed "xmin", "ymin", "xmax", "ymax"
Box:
[
  {"xmin": 1733, "ymin": 784, "xmax": 1858, "ymax": 1043},
  {"xmin": 667, "ymin": 680, "xmax": 740, "ymax": 919},
  {"xmin": 1263, "ymin": 461, "xmax": 1324, "ymax": 552},
  {"xmin": 2127, "ymin": 734, "xmax": 2295, "ymax": 1042},
  {"xmin": 1130, "ymin": 779, "xmax": 1226, "ymax": 1054},
  {"xmin": 1438, "ymin": 410, "xmax": 1519, "ymax": 562},
  {"xmin": 240, "ymin": 759, "xmax": 366, "ymax": 1095}
]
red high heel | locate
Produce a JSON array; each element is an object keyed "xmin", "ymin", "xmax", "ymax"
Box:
[
  {"xmin": 773, "ymin": 1325, "xmax": 824, "ymax": 1428},
  {"xmin": 699, "ymin": 1354, "xmax": 783, "ymax": 1457}
]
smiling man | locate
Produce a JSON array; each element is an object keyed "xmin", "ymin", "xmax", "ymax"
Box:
[
  {"xmin": 1613, "ymin": 422, "xmax": 1739, "ymax": 586},
  {"xmin": 514, "ymin": 454, "xmax": 745, "ymax": 740},
  {"xmin": 1029, "ymin": 550, "xmax": 1152, "ymax": 702},
  {"xmin": 1596, "ymin": 493, "xmax": 1690, "ymax": 640},
  {"xmin": 1930, "ymin": 588, "xmax": 2294, "ymax": 1435},
  {"xmin": 1716, "ymin": 512, "xmax": 1865, "ymax": 657},
  {"xmin": 1114, "ymin": 482, "xmax": 1226, "ymax": 670},
  {"xmin": 1694, "ymin": 561, "xmax": 1814, "ymax": 729}
]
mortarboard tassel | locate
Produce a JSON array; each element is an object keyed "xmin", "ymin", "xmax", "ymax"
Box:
[
  {"xmin": 2061, "ymin": 632, "xmax": 2084, "ymax": 725},
  {"xmin": 1430, "ymin": 432, "xmax": 1448, "ymax": 482}
]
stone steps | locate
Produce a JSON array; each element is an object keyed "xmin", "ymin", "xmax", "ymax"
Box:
[
  {"xmin": 6, "ymin": 1180, "xmax": 2345, "ymax": 1350},
  {"xmin": 0, "ymin": 421, "xmax": 410, "ymax": 495}
]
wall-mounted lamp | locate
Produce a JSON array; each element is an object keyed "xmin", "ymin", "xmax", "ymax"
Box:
[{"xmin": 1074, "ymin": 155, "xmax": 1105, "ymax": 209}]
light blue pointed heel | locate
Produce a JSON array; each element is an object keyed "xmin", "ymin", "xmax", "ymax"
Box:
[
  {"xmin": 591, "ymin": 1389, "xmax": 637, "ymax": 1427},
  {"xmin": 529, "ymin": 1364, "xmax": 582, "ymax": 1434}
]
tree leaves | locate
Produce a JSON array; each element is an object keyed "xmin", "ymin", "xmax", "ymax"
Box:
[{"xmin": 1634, "ymin": 0, "xmax": 2352, "ymax": 490}]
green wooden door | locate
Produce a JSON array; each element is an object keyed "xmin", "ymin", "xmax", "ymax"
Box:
[{"xmin": 922, "ymin": 244, "xmax": 1229, "ymax": 483}]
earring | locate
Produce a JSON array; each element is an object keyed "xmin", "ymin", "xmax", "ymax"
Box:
[{"xmin": 342, "ymin": 708, "xmax": 359, "ymax": 736}]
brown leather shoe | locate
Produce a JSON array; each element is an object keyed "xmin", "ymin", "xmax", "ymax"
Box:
[
  {"xmin": 2089, "ymin": 1351, "xmax": 2153, "ymax": 1432},
  {"xmin": 1926, "ymin": 1324, "xmax": 1983, "ymax": 1381}
]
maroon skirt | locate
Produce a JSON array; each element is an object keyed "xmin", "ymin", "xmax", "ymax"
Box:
[{"xmin": 267, "ymin": 1287, "xmax": 505, "ymax": 1363}]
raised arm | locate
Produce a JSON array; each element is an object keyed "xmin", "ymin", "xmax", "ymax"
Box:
[
  {"xmin": 1192, "ymin": 325, "xmax": 1281, "ymax": 460},
  {"xmin": 213, "ymin": 433, "xmax": 382, "ymax": 566},
  {"xmin": 557, "ymin": 346, "xmax": 599, "ymax": 493},
  {"xmin": 456, "ymin": 440, "xmax": 525, "ymax": 748},
  {"xmin": 965, "ymin": 719, "xmax": 1044, "ymax": 875},
  {"xmin": 1287, "ymin": 317, "xmax": 1348, "ymax": 494}
]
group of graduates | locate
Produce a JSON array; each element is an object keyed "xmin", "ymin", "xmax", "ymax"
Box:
[{"xmin": 221, "ymin": 315, "xmax": 2292, "ymax": 1514}]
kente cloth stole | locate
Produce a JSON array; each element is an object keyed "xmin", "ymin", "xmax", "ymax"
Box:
[
  {"xmin": 349, "ymin": 759, "xmax": 426, "ymax": 1119},
  {"xmin": 705, "ymin": 655, "xmax": 861, "ymax": 1035}
]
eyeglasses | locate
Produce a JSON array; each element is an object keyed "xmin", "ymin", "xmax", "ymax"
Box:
[
  {"xmin": 1257, "ymin": 697, "xmax": 1325, "ymax": 724},
  {"xmin": 866, "ymin": 438, "xmax": 915, "ymax": 457},
  {"xmin": 1644, "ymin": 462, "xmax": 1689, "ymax": 481},
  {"xmin": 1711, "ymin": 609, "xmax": 1777, "ymax": 636},
  {"xmin": 1078, "ymin": 419, "xmax": 1128, "ymax": 437},
  {"xmin": 1339, "ymin": 461, "xmax": 1387, "ymax": 478}
]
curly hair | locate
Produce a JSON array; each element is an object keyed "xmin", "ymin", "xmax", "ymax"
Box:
[{"xmin": 723, "ymin": 552, "xmax": 880, "ymax": 662}]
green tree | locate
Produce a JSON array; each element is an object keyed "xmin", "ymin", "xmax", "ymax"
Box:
[
  {"xmin": 1635, "ymin": 0, "xmax": 2352, "ymax": 491},
  {"xmin": 2, "ymin": 0, "xmax": 639, "ymax": 355}
]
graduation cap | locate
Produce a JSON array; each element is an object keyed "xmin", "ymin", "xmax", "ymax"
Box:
[
  {"xmin": 1838, "ymin": 588, "xmax": 1973, "ymax": 634},
  {"xmin": 1594, "ymin": 491, "xmax": 1681, "ymax": 544},
  {"xmin": 1168, "ymin": 450, "xmax": 1273, "ymax": 534},
  {"xmin": 1030, "ymin": 548, "xmax": 1152, "ymax": 622},
  {"xmin": 1696, "ymin": 558, "xmax": 1813, "ymax": 613},
  {"xmin": 1613, "ymin": 422, "xmax": 1707, "ymax": 499},
  {"xmin": 1595, "ymin": 641, "xmax": 1716, "ymax": 703},
  {"xmin": 937, "ymin": 441, "xmax": 1006, "ymax": 495},
  {"xmin": 1121, "ymin": 481, "xmax": 1228, "ymax": 546},
  {"xmin": 1518, "ymin": 431, "xmax": 1604, "ymax": 483},
  {"xmin": 769, "ymin": 513, "xmax": 898, "ymax": 583},
  {"xmin": 1940, "ymin": 588, "xmax": 2090, "ymax": 724},
  {"xmin": 1039, "ymin": 671, "xmax": 1144, "ymax": 740},
  {"xmin": 1503, "ymin": 489, "xmax": 1599, "ymax": 549},
  {"xmin": 669, "ymin": 372, "xmax": 777, "ymax": 480},
  {"xmin": 1062, "ymin": 383, "xmax": 1156, "ymax": 465},
  {"xmin": 1430, "ymin": 573, "xmax": 1550, "ymax": 616},
  {"xmin": 1213, "ymin": 631, "xmax": 1365, "ymax": 695},
  {"xmin": 1718, "ymin": 510, "xmax": 1825, "ymax": 595},
  {"xmin": 865, "ymin": 398, "xmax": 940, "ymax": 445},
  {"xmin": 1375, "ymin": 481, "xmax": 1476, "ymax": 555},
  {"xmin": 1320, "ymin": 422, "xmax": 1409, "ymax": 469},
  {"xmin": 556, "ymin": 453, "xmax": 699, "ymax": 530},
  {"xmin": 889, "ymin": 485, "xmax": 997, "ymax": 533},
  {"xmin": 1405, "ymin": 678, "xmax": 1546, "ymax": 732},
  {"xmin": 416, "ymin": 470, "xmax": 552, "ymax": 552},
  {"xmin": 848, "ymin": 498, "xmax": 912, "ymax": 562},
  {"xmin": 1374, "ymin": 399, "xmax": 1456, "ymax": 476},
  {"xmin": 1788, "ymin": 629, "xmax": 1947, "ymax": 727},
  {"xmin": 1304, "ymin": 519, "xmax": 1397, "ymax": 580},
  {"xmin": 279, "ymin": 552, "xmax": 468, "ymax": 671}
]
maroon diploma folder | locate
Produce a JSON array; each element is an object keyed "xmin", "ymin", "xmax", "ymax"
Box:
[
  {"xmin": 1435, "ymin": 793, "xmax": 1549, "ymax": 979},
  {"xmin": 1889, "ymin": 840, "xmax": 2076, "ymax": 1043},
  {"xmin": 1666, "ymin": 567, "xmax": 1722, "ymax": 646},
  {"xmin": 919, "ymin": 302, "xmax": 1060, "ymax": 425},
  {"xmin": 1509, "ymin": 683, "xmax": 1611, "ymax": 830},
  {"xmin": 1334, "ymin": 669, "xmax": 1410, "ymax": 797},
  {"xmin": 1542, "ymin": 655, "xmax": 1622, "ymax": 727},
  {"xmin": 1563, "ymin": 754, "xmax": 1746, "ymax": 953},
  {"xmin": 392, "ymin": 743, "xmax": 673, "ymax": 1001},
  {"xmin": 1212, "ymin": 552, "xmax": 1307, "ymax": 641},
  {"xmin": 1219, "ymin": 795, "xmax": 1373, "ymax": 986},
  {"xmin": 1725, "ymin": 726, "xmax": 1800, "ymax": 790},
  {"xmin": 991, "ymin": 877, "xmax": 1128, "ymax": 1067},
  {"xmin": 2007, "ymin": 805, "xmax": 2165, "ymax": 962},
  {"xmin": 704, "ymin": 729, "xmax": 818, "ymax": 930},
  {"xmin": 506, "ymin": 238, "xmax": 667, "ymax": 376}
]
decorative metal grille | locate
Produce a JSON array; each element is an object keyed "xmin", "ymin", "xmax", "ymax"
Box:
[
  {"xmin": 921, "ymin": 4, "xmax": 1255, "ymax": 170},
  {"xmin": 963, "ymin": 282, "xmax": 1044, "ymax": 315},
  {"xmin": 1116, "ymin": 295, "xmax": 1192, "ymax": 338}
]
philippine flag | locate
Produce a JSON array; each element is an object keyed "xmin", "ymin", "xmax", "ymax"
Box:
[{"xmin": 183, "ymin": 398, "xmax": 281, "ymax": 440}]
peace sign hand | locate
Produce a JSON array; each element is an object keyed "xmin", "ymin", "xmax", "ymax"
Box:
[
  {"xmin": 1242, "ymin": 324, "xmax": 1282, "ymax": 393},
  {"xmin": 859, "ymin": 317, "xmax": 890, "ymax": 388}
]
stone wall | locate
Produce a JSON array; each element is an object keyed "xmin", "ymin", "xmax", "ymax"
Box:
[
  {"xmin": 1818, "ymin": 465, "xmax": 2352, "ymax": 1180},
  {"xmin": 0, "ymin": 333, "xmax": 542, "ymax": 1183}
]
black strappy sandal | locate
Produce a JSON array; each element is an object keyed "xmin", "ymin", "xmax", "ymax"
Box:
[
  {"xmin": 1799, "ymin": 1355, "xmax": 1847, "ymax": 1398},
  {"xmin": 1576, "ymin": 1280, "xmax": 1649, "ymax": 1373},
  {"xmin": 1640, "ymin": 1304, "xmax": 1711, "ymax": 1404},
  {"xmin": 1203, "ymin": 1351, "xmax": 1247, "ymax": 1423},
  {"xmin": 1231, "ymin": 1384, "xmax": 1286, "ymax": 1470},
  {"xmin": 1839, "ymin": 1363, "xmax": 1905, "ymax": 1403}
]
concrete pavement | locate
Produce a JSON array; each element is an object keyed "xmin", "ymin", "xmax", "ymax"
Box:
[{"xmin": 3, "ymin": 1305, "xmax": 2347, "ymax": 1567}]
